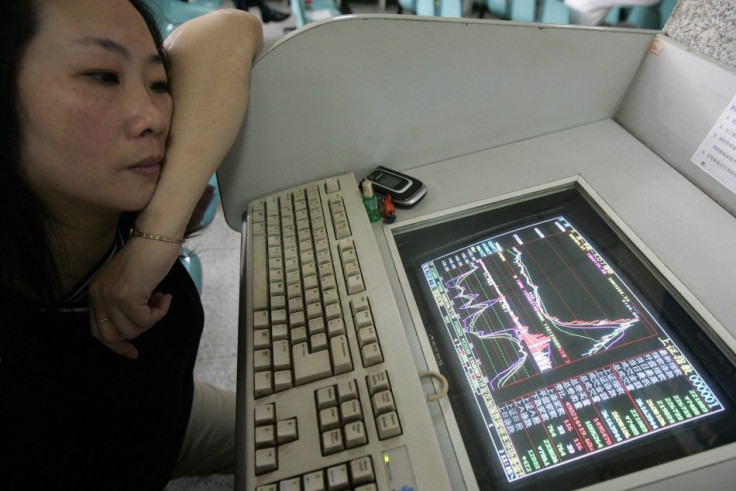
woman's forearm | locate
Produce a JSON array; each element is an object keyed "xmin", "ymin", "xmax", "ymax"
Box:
[{"xmin": 135, "ymin": 9, "xmax": 263, "ymax": 237}]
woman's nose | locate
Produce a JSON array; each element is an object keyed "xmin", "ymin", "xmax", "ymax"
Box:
[{"xmin": 126, "ymin": 87, "xmax": 171, "ymax": 138}]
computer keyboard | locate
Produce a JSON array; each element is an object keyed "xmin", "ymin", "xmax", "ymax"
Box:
[{"xmin": 239, "ymin": 173, "xmax": 450, "ymax": 490}]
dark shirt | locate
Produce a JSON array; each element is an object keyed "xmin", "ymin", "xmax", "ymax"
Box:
[{"xmin": 0, "ymin": 260, "xmax": 204, "ymax": 490}]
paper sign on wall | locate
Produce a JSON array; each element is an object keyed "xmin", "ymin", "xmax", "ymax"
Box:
[{"xmin": 691, "ymin": 93, "xmax": 736, "ymax": 195}]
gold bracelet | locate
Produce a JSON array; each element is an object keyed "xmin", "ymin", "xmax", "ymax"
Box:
[{"xmin": 129, "ymin": 228, "xmax": 185, "ymax": 244}]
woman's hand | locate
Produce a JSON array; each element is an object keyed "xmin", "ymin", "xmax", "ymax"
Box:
[{"xmin": 88, "ymin": 238, "xmax": 181, "ymax": 359}]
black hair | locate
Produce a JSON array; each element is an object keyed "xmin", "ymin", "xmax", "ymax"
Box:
[{"xmin": 0, "ymin": 0, "xmax": 167, "ymax": 304}]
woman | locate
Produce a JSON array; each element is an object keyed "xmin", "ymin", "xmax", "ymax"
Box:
[{"xmin": 0, "ymin": 0, "xmax": 262, "ymax": 488}]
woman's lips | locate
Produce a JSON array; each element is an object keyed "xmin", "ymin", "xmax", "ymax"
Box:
[{"xmin": 129, "ymin": 157, "xmax": 162, "ymax": 178}]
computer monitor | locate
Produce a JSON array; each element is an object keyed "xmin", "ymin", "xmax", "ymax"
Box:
[{"xmin": 390, "ymin": 182, "xmax": 736, "ymax": 489}]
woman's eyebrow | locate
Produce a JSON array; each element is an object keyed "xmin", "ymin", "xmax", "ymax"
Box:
[{"xmin": 73, "ymin": 36, "xmax": 163, "ymax": 65}]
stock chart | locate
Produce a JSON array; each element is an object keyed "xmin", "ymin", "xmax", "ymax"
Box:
[{"xmin": 421, "ymin": 216, "xmax": 724, "ymax": 482}]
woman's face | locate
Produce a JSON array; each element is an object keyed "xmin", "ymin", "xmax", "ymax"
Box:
[{"xmin": 18, "ymin": 0, "xmax": 173, "ymax": 221}]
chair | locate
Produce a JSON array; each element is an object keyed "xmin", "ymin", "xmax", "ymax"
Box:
[
  {"xmin": 416, "ymin": 0, "xmax": 463, "ymax": 17},
  {"xmin": 438, "ymin": 0, "xmax": 463, "ymax": 17},
  {"xmin": 603, "ymin": 5, "xmax": 621, "ymax": 25},
  {"xmin": 484, "ymin": 0, "xmax": 509, "ymax": 18},
  {"xmin": 658, "ymin": 0, "xmax": 677, "ymax": 28},
  {"xmin": 625, "ymin": 5, "xmax": 660, "ymax": 29},
  {"xmin": 289, "ymin": 0, "xmax": 342, "ymax": 27},
  {"xmin": 397, "ymin": 0, "xmax": 418, "ymax": 14},
  {"xmin": 147, "ymin": 0, "xmax": 221, "ymax": 37},
  {"xmin": 509, "ymin": 0, "xmax": 536, "ymax": 22},
  {"xmin": 179, "ymin": 247, "xmax": 204, "ymax": 293},
  {"xmin": 539, "ymin": 0, "xmax": 570, "ymax": 24}
]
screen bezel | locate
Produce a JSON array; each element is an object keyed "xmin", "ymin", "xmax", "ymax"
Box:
[{"xmin": 383, "ymin": 177, "xmax": 736, "ymax": 490}]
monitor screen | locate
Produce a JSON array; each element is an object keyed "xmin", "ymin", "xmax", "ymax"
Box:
[{"xmin": 392, "ymin": 185, "xmax": 736, "ymax": 490}]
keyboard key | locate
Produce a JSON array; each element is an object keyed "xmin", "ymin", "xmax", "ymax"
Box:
[
  {"xmin": 343, "ymin": 261, "xmax": 360, "ymax": 278},
  {"xmin": 334, "ymin": 221, "xmax": 351, "ymax": 239},
  {"xmin": 254, "ymin": 311, "xmax": 270, "ymax": 329},
  {"xmin": 322, "ymin": 288, "xmax": 339, "ymax": 306},
  {"xmin": 254, "ymin": 349, "xmax": 271, "ymax": 372},
  {"xmin": 254, "ymin": 425, "xmax": 275, "ymax": 449},
  {"xmin": 325, "ymin": 303, "xmax": 341, "ymax": 321},
  {"xmin": 254, "ymin": 329, "xmax": 270, "ymax": 349},
  {"xmin": 271, "ymin": 309, "xmax": 287, "ymax": 325},
  {"xmin": 314, "ymin": 238, "xmax": 329, "ymax": 253},
  {"xmin": 277, "ymin": 418, "xmax": 298, "ymax": 444},
  {"xmin": 269, "ymin": 269, "xmax": 284, "ymax": 283},
  {"xmin": 255, "ymin": 447, "xmax": 277, "ymax": 475},
  {"xmin": 311, "ymin": 333, "xmax": 328, "ymax": 352},
  {"xmin": 315, "ymin": 385, "xmax": 337, "ymax": 410},
  {"xmin": 268, "ymin": 246, "xmax": 282, "ymax": 259},
  {"xmin": 366, "ymin": 372, "xmax": 390, "ymax": 395},
  {"xmin": 288, "ymin": 297, "xmax": 304, "ymax": 313},
  {"xmin": 357, "ymin": 326, "xmax": 378, "ymax": 348},
  {"xmin": 350, "ymin": 295, "xmax": 369, "ymax": 315},
  {"xmin": 344, "ymin": 421, "xmax": 367, "ymax": 448},
  {"xmin": 287, "ymin": 283, "xmax": 302, "ymax": 299},
  {"xmin": 350, "ymin": 456, "xmax": 375, "ymax": 486},
  {"xmin": 293, "ymin": 343, "xmax": 332, "ymax": 385},
  {"xmin": 336, "ymin": 380, "xmax": 358, "ymax": 402},
  {"xmin": 319, "ymin": 407, "xmax": 341, "ymax": 431},
  {"xmin": 353, "ymin": 484, "xmax": 378, "ymax": 491},
  {"xmin": 291, "ymin": 326, "xmax": 307, "ymax": 344},
  {"xmin": 326, "ymin": 463, "xmax": 349, "ymax": 490},
  {"xmin": 318, "ymin": 262, "xmax": 334, "ymax": 278},
  {"xmin": 308, "ymin": 317, "xmax": 326, "ymax": 336},
  {"xmin": 256, "ymin": 485, "xmax": 278, "ymax": 491},
  {"xmin": 340, "ymin": 399, "xmax": 362, "ymax": 423},
  {"xmin": 303, "ymin": 274, "xmax": 319, "ymax": 290},
  {"xmin": 271, "ymin": 281, "xmax": 285, "ymax": 296},
  {"xmin": 274, "ymin": 370, "xmax": 293, "ymax": 392},
  {"xmin": 273, "ymin": 340, "xmax": 291, "ymax": 370},
  {"xmin": 254, "ymin": 403, "xmax": 276, "ymax": 425},
  {"xmin": 286, "ymin": 271, "xmax": 301, "ymax": 287},
  {"xmin": 305, "ymin": 288, "xmax": 321, "ymax": 305},
  {"xmin": 271, "ymin": 294, "xmax": 286, "ymax": 310},
  {"xmin": 346, "ymin": 273, "xmax": 365, "ymax": 294},
  {"xmin": 285, "ymin": 258, "xmax": 299, "ymax": 273},
  {"xmin": 306, "ymin": 302, "xmax": 323, "ymax": 320},
  {"xmin": 289, "ymin": 311, "xmax": 306, "ymax": 328},
  {"xmin": 272, "ymin": 324, "xmax": 289, "ymax": 341},
  {"xmin": 279, "ymin": 477, "xmax": 301, "ymax": 491},
  {"xmin": 371, "ymin": 390, "xmax": 396, "ymax": 415},
  {"xmin": 330, "ymin": 335, "xmax": 353, "ymax": 375},
  {"xmin": 376, "ymin": 411, "xmax": 402, "ymax": 440},
  {"xmin": 324, "ymin": 177, "xmax": 340, "ymax": 193},
  {"xmin": 268, "ymin": 256, "xmax": 283, "ymax": 272},
  {"xmin": 340, "ymin": 246, "xmax": 356, "ymax": 262},
  {"xmin": 321, "ymin": 429, "xmax": 343, "ymax": 455},
  {"xmin": 327, "ymin": 318, "xmax": 346, "ymax": 338},
  {"xmin": 303, "ymin": 470, "xmax": 325, "ymax": 491},
  {"xmin": 354, "ymin": 310, "xmax": 373, "ymax": 330},
  {"xmin": 320, "ymin": 274, "xmax": 336, "ymax": 291},
  {"xmin": 361, "ymin": 342, "xmax": 383, "ymax": 366},
  {"xmin": 254, "ymin": 371, "xmax": 273, "ymax": 398}
]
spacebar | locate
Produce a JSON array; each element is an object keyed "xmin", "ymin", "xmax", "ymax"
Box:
[
  {"xmin": 293, "ymin": 343, "xmax": 332, "ymax": 385},
  {"xmin": 251, "ymin": 225, "xmax": 268, "ymax": 311}
]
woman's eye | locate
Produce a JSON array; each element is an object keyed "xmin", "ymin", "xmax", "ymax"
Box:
[
  {"xmin": 151, "ymin": 80, "xmax": 170, "ymax": 93},
  {"xmin": 88, "ymin": 71, "xmax": 119, "ymax": 85}
]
